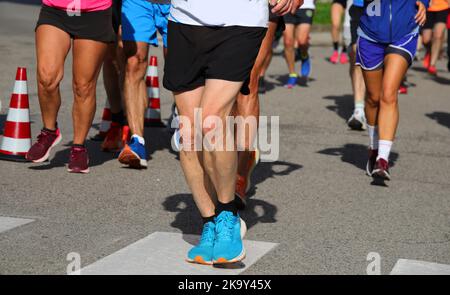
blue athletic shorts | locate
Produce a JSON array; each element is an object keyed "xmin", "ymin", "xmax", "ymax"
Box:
[
  {"xmin": 122, "ymin": 0, "xmax": 170, "ymax": 47},
  {"xmin": 356, "ymin": 33, "xmax": 418, "ymax": 71}
]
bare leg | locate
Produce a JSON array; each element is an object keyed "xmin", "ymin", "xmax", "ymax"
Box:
[
  {"xmin": 35, "ymin": 25, "xmax": 71, "ymax": 130},
  {"xmin": 296, "ymin": 23, "xmax": 311, "ymax": 56},
  {"xmin": 283, "ymin": 24, "xmax": 296, "ymax": 74},
  {"xmin": 123, "ymin": 41, "xmax": 149, "ymax": 137},
  {"xmin": 350, "ymin": 44, "xmax": 366, "ymax": 105},
  {"xmin": 331, "ymin": 3, "xmax": 344, "ymax": 46},
  {"xmin": 201, "ymin": 80, "xmax": 243, "ymax": 204},
  {"xmin": 362, "ymin": 69, "xmax": 383, "ymax": 127},
  {"xmin": 175, "ymin": 87, "xmax": 217, "ymax": 218},
  {"xmin": 430, "ymin": 22, "xmax": 446, "ymax": 67},
  {"xmin": 103, "ymin": 43, "xmax": 122, "ymax": 114},
  {"xmin": 72, "ymin": 39, "xmax": 108, "ymax": 145},
  {"xmin": 378, "ymin": 54, "xmax": 409, "ymax": 141}
]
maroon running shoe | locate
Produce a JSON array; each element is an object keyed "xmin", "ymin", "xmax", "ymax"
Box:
[
  {"xmin": 372, "ymin": 158, "xmax": 391, "ymax": 181},
  {"xmin": 26, "ymin": 128, "xmax": 62, "ymax": 163},
  {"xmin": 67, "ymin": 146, "xmax": 90, "ymax": 174},
  {"xmin": 366, "ymin": 149, "xmax": 378, "ymax": 176}
]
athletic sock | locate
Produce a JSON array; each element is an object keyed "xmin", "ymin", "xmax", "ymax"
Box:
[
  {"xmin": 202, "ymin": 215, "xmax": 215, "ymax": 225},
  {"xmin": 72, "ymin": 143, "xmax": 85, "ymax": 148},
  {"xmin": 354, "ymin": 101, "xmax": 365, "ymax": 115},
  {"xmin": 300, "ymin": 50, "xmax": 309, "ymax": 60},
  {"xmin": 216, "ymin": 200, "xmax": 238, "ymax": 216},
  {"xmin": 111, "ymin": 110, "xmax": 125, "ymax": 126},
  {"xmin": 333, "ymin": 42, "xmax": 339, "ymax": 51},
  {"xmin": 131, "ymin": 134, "xmax": 145, "ymax": 145},
  {"xmin": 43, "ymin": 122, "xmax": 58, "ymax": 133},
  {"xmin": 368, "ymin": 125, "xmax": 379, "ymax": 150},
  {"xmin": 341, "ymin": 45, "xmax": 347, "ymax": 53},
  {"xmin": 377, "ymin": 140, "xmax": 393, "ymax": 162},
  {"xmin": 289, "ymin": 72, "xmax": 298, "ymax": 77}
]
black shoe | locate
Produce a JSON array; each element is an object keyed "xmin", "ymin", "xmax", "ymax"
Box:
[
  {"xmin": 258, "ymin": 77, "xmax": 266, "ymax": 94},
  {"xmin": 366, "ymin": 148, "xmax": 378, "ymax": 176}
]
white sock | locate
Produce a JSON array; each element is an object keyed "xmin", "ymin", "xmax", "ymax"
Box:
[
  {"xmin": 131, "ymin": 134, "xmax": 145, "ymax": 145},
  {"xmin": 377, "ymin": 140, "xmax": 393, "ymax": 161},
  {"xmin": 354, "ymin": 102, "xmax": 365, "ymax": 116},
  {"xmin": 368, "ymin": 125, "xmax": 379, "ymax": 150}
]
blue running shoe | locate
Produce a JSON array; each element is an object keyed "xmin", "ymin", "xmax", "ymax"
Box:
[
  {"xmin": 186, "ymin": 221, "xmax": 215, "ymax": 265},
  {"xmin": 301, "ymin": 56, "xmax": 311, "ymax": 78},
  {"xmin": 118, "ymin": 135, "xmax": 147, "ymax": 168},
  {"xmin": 284, "ymin": 74, "xmax": 298, "ymax": 89},
  {"xmin": 213, "ymin": 211, "xmax": 246, "ymax": 264}
]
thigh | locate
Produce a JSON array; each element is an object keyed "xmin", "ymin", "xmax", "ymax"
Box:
[
  {"xmin": 433, "ymin": 22, "xmax": 447, "ymax": 38},
  {"xmin": 72, "ymin": 39, "xmax": 108, "ymax": 85},
  {"xmin": 283, "ymin": 23, "xmax": 295, "ymax": 44},
  {"xmin": 296, "ymin": 23, "xmax": 312, "ymax": 43},
  {"xmin": 382, "ymin": 54, "xmax": 409, "ymax": 96},
  {"xmin": 331, "ymin": 2, "xmax": 345, "ymax": 24},
  {"xmin": 36, "ymin": 25, "xmax": 71, "ymax": 79},
  {"xmin": 201, "ymin": 80, "xmax": 243, "ymax": 120},
  {"xmin": 362, "ymin": 68, "xmax": 383, "ymax": 100}
]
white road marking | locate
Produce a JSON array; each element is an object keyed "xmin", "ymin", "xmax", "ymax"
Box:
[
  {"xmin": 79, "ymin": 232, "xmax": 277, "ymax": 275},
  {"xmin": 390, "ymin": 259, "xmax": 450, "ymax": 275},
  {"xmin": 0, "ymin": 216, "xmax": 34, "ymax": 234}
]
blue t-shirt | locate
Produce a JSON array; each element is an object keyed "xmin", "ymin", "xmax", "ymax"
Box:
[{"xmin": 353, "ymin": 0, "xmax": 364, "ymax": 7}]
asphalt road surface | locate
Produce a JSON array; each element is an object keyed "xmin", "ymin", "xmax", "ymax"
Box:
[{"xmin": 1, "ymin": 2, "xmax": 450, "ymax": 275}]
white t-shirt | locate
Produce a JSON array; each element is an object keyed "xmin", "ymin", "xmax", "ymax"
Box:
[
  {"xmin": 300, "ymin": 0, "xmax": 315, "ymax": 10},
  {"xmin": 169, "ymin": 0, "xmax": 269, "ymax": 27}
]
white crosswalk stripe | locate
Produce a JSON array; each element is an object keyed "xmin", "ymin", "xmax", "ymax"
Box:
[
  {"xmin": 390, "ymin": 259, "xmax": 450, "ymax": 275},
  {"xmin": 0, "ymin": 216, "xmax": 34, "ymax": 234}
]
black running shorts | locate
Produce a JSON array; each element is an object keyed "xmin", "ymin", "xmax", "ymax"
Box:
[
  {"xmin": 423, "ymin": 9, "xmax": 449, "ymax": 30},
  {"xmin": 36, "ymin": 5, "xmax": 116, "ymax": 43},
  {"xmin": 163, "ymin": 21, "xmax": 267, "ymax": 95},
  {"xmin": 284, "ymin": 9, "xmax": 315, "ymax": 25},
  {"xmin": 333, "ymin": 0, "xmax": 347, "ymax": 9}
]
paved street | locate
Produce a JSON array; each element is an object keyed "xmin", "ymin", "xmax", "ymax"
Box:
[{"xmin": 1, "ymin": 2, "xmax": 450, "ymax": 275}]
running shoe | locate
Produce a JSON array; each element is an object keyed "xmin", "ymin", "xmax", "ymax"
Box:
[
  {"xmin": 213, "ymin": 211, "xmax": 246, "ymax": 264},
  {"xmin": 347, "ymin": 110, "xmax": 367, "ymax": 131},
  {"xmin": 329, "ymin": 50, "xmax": 339, "ymax": 64},
  {"xmin": 101, "ymin": 122, "xmax": 123, "ymax": 152},
  {"xmin": 235, "ymin": 149, "xmax": 260, "ymax": 210},
  {"xmin": 423, "ymin": 52, "xmax": 431, "ymax": 69},
  {"xmin": 186, "ymin": 221, "xmax": 215, "ymax": 265},
  {"xmin": 366, "ymin": 148, "xmax": 378, "ymax": 176},
  {"xmin": 339, "ymin": 52, "xmax": 349, "ymax": 64},
  {"xmin": 171, "ymin": 128, "xmax": 181, "ymax": 152},
  {"xmin": 67, "ymin": 145, "xmax": 89, "ymax": 174},
  {"xmin": 300, "ymin": 56, "xmax": 311, "ymax": 78},
  {"xmin": 284, "ymin": 74, "xmax": 298, "ymax": 89},
  {"xmin": 118, "ymin": 136, "xmax": 147, "ymax": 168},
  {"xmin": 26, "ymin": 128, "xmax": 62, "ymax": 163},
  {"xmin": 398, "ymin": 84, "xmax": 408, "ymax": 95},
  {"xmin": 428, "ymin": 65, "xmax": 437, "ymax": 76},
  {"xmin": 372, "ymin": 158, "xmax": 391, "ymax": 180},
  {"xmin": 258, "ymin": 76, "xmax": 266, "ymax": 94}
]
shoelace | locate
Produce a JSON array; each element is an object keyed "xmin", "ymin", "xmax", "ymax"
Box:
[
  {"xmin": 200, "ymin": 223, "xmax": 215, "ymax": 244},
  {"xmin": 215, "ymin": 213, "xmax": 235, "ymax": 242}
]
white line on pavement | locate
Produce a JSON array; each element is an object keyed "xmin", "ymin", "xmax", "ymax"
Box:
[
  {"xmin": 390, "ymin": 259, "xmax": 450, "ymax": 275},
  {"xmin": 79, "ymin": 232, "xmax": 278, "ymax": 275},
  {"xmin": 0, "ymin": 216, "xmax": 34, "ymax": 234}
]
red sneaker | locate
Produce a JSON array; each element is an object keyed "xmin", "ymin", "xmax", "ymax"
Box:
[
  {"xmin": 101, "ymin": 122, "xmax": 123, "ymax": 152},
  {"xmin": 428, "ymin": 66, "xmax": 437, "ymax": 76},
  {"xmin": 26, "ymin": 128, "xmax": 62, "ymax": 163},
  {"xmin": 329, "ymin": 50, "xmax": 339, "ymax": 64},
  {"xmin": 398, "ymin": 85, "xmax": 408, "ymax": 95},
  {"xmin": 67, "ymin": 146, "xmax": 90, "ymax": 174},
  {"xmin": 372, "ymin": 158, "xmax": 391, "ymax": 181},
  {"xmin": 339, "ymin": 52, "xmax": 349, "ymax": 64}
]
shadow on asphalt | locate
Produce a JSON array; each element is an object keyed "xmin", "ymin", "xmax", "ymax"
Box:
[
  {"xmin": 323, "ymin": 94, "xmax": 354, "ymax": 122},
  {"xmin": 317, "ymin": 143, "xmax": 399, "ymax": 171},
  {"xmin": 162, "ymin": 160, "xmax": 302, "ymax": 238},
  {"xmin": 426, "ymin": 112, "xmax": 450, "ymax": 130},
  {"xmin": 267, "ymin": 74, "xmax": 316, "ymax": 91}
]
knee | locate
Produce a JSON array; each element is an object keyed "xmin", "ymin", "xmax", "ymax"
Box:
[
  {"xmin": 37, "ymin": 66, "xmax": 62, "ymax": 93},
  {"xmin": 380, "ymin": 88, "xmax": 398, "ymax": 106},
  {"xmin": 73, "ymin": 79, "xmax": 96, "ymax": 101},
  {"xmin": 284, "ymin": 37, "xmax": 295, "ymax": 49},
  {"xmin": 365, "ymin": 93, "xmax": 380, "ymax": 108},
  {"xmin": 297, "ymin": 37, "xmax": 309, "ymax": 49},
  {"xmin": 125, "ymin": 53, "xmax": 147, "ymax": 80}
]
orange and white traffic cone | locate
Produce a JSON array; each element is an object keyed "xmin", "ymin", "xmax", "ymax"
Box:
[
  {"xmin": 0, "ymin": 67, "xmax": 32, "ymax": 162},
  {"xmin": 91, "ymin": 99, "xmax": 112, "ymax": 141},
  {"xmin": 145, "ymin": 56, "xmax": 165, "ymax": 128}
]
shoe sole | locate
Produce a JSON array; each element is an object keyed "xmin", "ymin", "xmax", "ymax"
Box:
[
  {"xmin": 366, "ymin": 161, "xmax": 373, "ymax": 177},
  {"xmin": 29, "ymin": 133, "xmax": 62, "ymax": 163},
  {"xmin": 372, "ymin": 169, "xmax": 391, "ymax": 181},
  {"xmin": 118, "ymin": 147, "xmax": 147, "ymax": 169},
  {"xmin": 67, "ymin": 167, "xmax": 90, "ymax": 174},
  {"xmin": 186, "ymin": 256, "xmax": 213, "ymax": 265},
  {"xmin": 347, "ymin": 119, "xmax": 364, "ymax": 131},
  {"xmin": 213, "ymin": 248, "xmax": 246, "ymax": 265}
]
